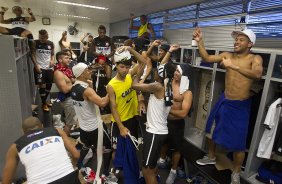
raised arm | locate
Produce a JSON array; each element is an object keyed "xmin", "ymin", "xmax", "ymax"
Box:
[
  {"xmin": 83, "ymin": 87, "xmax": 109, "ymax": 107},
  {"xmin": 80, "ymin": 33, "xmax": 89, "ymax": 44},
  {"xmin": 129, "ymin": 13, "xmax": 139, "ymax": 30},
  {"xmin": 132, "ymin": 63, "xmax": 162, "ymax": 93},
  {"xmin": 0, "ymin": 8, "xmax": 12, "ymax": 24},
  {"xmin": 194, "ymin": 27, "xmax": 223, "ymax": 63},
  {"xmin": 160, "ymin": 44, "xmax": 180, "ymax": 65},
  {"xmin": 147, "ymin": 40, "xmax": 161, "ymax": 57},
  {"xmin": 147, "ymin": 23, "xmax": 156, "ymax": 40},
  {"xmin": 139, "ymin": 51, "xmax": 152, "ymax": 83},
  {"xmin": 2, "ymin": 144, "xmax": 19, "ymax": 184},
  {"xmin": 106, "ymin": 84, "xmax": 129, "ymax": 137},
  {"xmin": 24, "ymin": 8, "xmax": 36, "ymax": 22}
]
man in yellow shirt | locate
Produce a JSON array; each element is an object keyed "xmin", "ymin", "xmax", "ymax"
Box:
[{"xmin": 129, "ymin": 14, "xmax": 156, "ymax": 42}]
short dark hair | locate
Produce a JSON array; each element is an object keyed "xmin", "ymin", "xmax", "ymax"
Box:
[
  {"xmin": 39, "ymin": 29, "xmax": 48, "ymax": 35},
  {"xmin": 140, "ymin": 15, "xmax": 147, "ymax": 19},
  {"xmin": 98, "ymin": 25, "xmax": 106, "ymax": 32},
  {"xmin": 116, "ymin": 59, "xmax": 132, "ymax": 66},
  {"xmin": 56, "ymin": 51, "xmax": 69, "ymax": 61},
  {"xmin": 88, "ymin": 35, "xmax": 93, "ymax": 38}
]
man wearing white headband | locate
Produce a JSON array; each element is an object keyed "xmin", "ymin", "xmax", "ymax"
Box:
[{"xmin": 194, "ymin": 27, "xmax": 263, "ymax": 184}]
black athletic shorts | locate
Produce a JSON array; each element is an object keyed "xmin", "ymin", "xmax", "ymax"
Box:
[
  {"xmin": 33, "ymin": 68, "xmax": 53, "ymax": 85},
  {"xmin": 7, "ymin": 27, "xmax": 26, "ymax": 37},
  {"xmin": 111, "ymin": 116, "xmax": 139, "ymax": 149},
  {"xmin": 142, "ymin": 131, "xmax": 167, "ymax": 169},
  {"xmin": 167, "ymin": 119, "xmax": 185, "ymax": 152},
  {"xmin": 49, "ymin": 170, "xmax": 80, "ymax": 184},
  {"xmin": 80, "ymin": 123, "xmax": 111, "ymax": 149}
]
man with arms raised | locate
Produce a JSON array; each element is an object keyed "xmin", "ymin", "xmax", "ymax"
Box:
[{"xmin": 194, "ymin": 27, "xmax": 263, "ymax": 184}]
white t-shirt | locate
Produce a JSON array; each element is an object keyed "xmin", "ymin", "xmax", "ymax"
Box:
[{"xmin": 257, "ymin": 98, "xmax": 282, "ymax": 159}]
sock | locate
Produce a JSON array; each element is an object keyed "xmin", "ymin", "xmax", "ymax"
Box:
[
  {"xmin": 170, "ymin": 169, "xmax": 176, "ymax": 174},
  {"xmin": 77, "ymin": 146, "xmax": 90, "ymax": 169},
  {"xmin": 39, "ymin": 88, "xmax": 46, "ymax": 104}
]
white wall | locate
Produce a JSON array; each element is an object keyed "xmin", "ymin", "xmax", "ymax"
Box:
[
  {"xmin": 1, "ymin": 13, "xmax": 110, "ymax": 54},
  {"xmin": 110, "ymin": 19, "xmax": 129, "ymax": 37}
]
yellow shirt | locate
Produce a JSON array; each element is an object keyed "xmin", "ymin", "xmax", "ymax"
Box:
[
  {"xmin": 138, "ymin": 23, "xmax": 148, "ymax": 37},
  {"xmin": 108, "ymin": 74, "xmax": 138, "ymax": 122}
]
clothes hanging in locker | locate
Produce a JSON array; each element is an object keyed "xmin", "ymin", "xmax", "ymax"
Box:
[{"xmin": 257, "ymin": 98, "xmax": 282, "ymax": 159}]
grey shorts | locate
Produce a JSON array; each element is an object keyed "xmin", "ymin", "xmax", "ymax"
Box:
[{"xmin": 60, "ymin": 97, "xmax": 78, "ymax": 126}]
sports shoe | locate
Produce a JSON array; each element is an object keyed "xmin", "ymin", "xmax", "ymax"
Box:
[
  {"xmin": 166, "ymin": 170, "xmax": 177, "ymax": 184},
  {"xmin": 105, "ymin": 172, "xmax": 118, "ymax": 183},
  {"xmin": 80, "ymin": 167, "xmax": 96, "ymax": 183},
  {"xmin": 42, "ymin": 104, "xmax": 50, "ymax": 112},
  {"xmin": 231, "ymin": 172, "xmax": 240, "ymax": 184},
  {"xmin": 196, "ymin": 155, "xmax": 216, "ymax": 166}
]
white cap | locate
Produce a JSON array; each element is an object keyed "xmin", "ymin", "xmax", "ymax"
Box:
[
  {"xmin": 72, "ymin": 63, "xmax": 88, "ymax": 78},
  {"xmin": 231, "ymin": 29, "xmax": 256, "ymax": 45},
  {"xmin": 114, "ymin": 50, "xmax": 131, "ymax": 63}
]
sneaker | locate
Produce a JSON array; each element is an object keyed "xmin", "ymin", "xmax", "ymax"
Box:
[
  {"xmin": 196, "ymin": 155, "xmax": 216, "ymax": 166},
  {"xmin": 105, "ymin": 172, "xmax": 118, "ymax": 183},
  {"xmin": 231, "ymin": 172, "xmax": 240, "ymax": 184},
  {"xmin": 42, "ymin": 104, "xmax": 50, "ymax": 112},
  {"xmin": 80, "ymin": 167, "xmax": 95, "ymax": 183},
  {"xmin": 166, "ymin": 171, "xmax": 177, "ymax": 184}
]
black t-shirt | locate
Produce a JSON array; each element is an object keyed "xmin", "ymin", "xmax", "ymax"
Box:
[{"xmin": 93, "ymin": 36, "xmax": 114, "ymax": 56}]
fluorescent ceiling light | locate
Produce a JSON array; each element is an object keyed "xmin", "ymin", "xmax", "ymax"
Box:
[
  {"xmin": 55, "ymin": 1, "xmax": 108, "ymax": 10},
  {"xmin": 56, "ymin": 13, "xmax": 91, "ymax": 19}
]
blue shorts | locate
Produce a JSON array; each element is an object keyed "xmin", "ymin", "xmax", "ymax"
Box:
[{"xmin": 206, "ymin": 93, "xmax": 251, "ymax": 151}]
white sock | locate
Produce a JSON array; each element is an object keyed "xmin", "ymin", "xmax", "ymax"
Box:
[{"xmin": 170, "ymin": 169, "xmax": 176, "ymax": 174}]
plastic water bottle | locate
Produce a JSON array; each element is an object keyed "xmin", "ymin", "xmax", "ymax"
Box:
[{"xmin": 192, "ymin": 37, "xmax": 198, "ymax": 47}]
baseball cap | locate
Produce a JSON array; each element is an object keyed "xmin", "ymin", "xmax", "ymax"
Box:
[
  {"xmin": 72, "ymin": 63, "xmax": 88, "ymax": 78},
  {"xmin": 114, "ymin": 50, "xmax": 132, "ymax": 64},
  {"xmin": 231, "ymin": 29, "xmax": 256, "ymax": 45}
]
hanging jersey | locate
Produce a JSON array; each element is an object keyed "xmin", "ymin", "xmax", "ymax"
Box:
[
  {"xmin": 108, "ymin": 74, "xmax": 138, "ymax": 122},
  {"xmin": 35, "ymin": 40, "xmax": 54, "ymax": 70},
  {"xmin": 71, "ymin": 81, "xmax": 102, "ymax": 131},
  {"xmin": 10, "ymin": 16, "xmax": 29, "ymax": 29},
  {"xmin": 257, "ymin": 98, "xmax": 282, "ymax": 159},
  {"xmin": 138, "ymin": 23, "xmax": 148, "ymax": 37},
  {"xmin": 15, "ymin": 127, "xmax": 74, "ymax": 184},
  {"xmin": 92, "ymin": 68, "xmax": 108, "ymax": 97},
  {"xmin": 146, "ymin": 94, "xmax": 171, "ymax": 134},
  {"xmin": 94, "ymin": 36, "xmax": 113, "ymax": 56}
]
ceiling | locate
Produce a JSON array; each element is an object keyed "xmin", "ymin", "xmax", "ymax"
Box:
[{"xmin": 1, "ymin": 0, "xmax": 202, "ymax": 23}]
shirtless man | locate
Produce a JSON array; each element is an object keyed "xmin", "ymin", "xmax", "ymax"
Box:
[
  {"xmin": 194, "ymin": 27, "xmax": 263, "ymax": 184},
  {"xmin": 53, "ymin": 51, "xmax": 78, "ymax": 134},
  {"xmin": 0, "ymin": 6, "xmax": 35, "ymax": 40},
  {"xmin": 165, "ymin": 64, "xmax": 193, "ymax": 184},
  {"xmin": 59, "ymin": 31, "xmax": 77, "ymax": 59}
]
